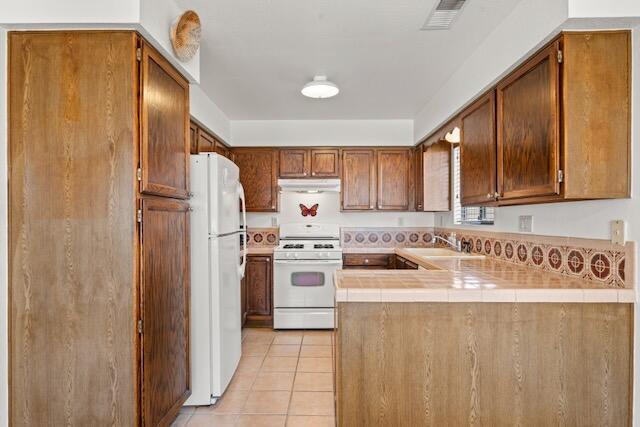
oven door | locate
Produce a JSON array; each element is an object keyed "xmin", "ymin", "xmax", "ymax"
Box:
[{"xmin": 274, "ymin": 259, "xmax": 341, "ymax": 308}]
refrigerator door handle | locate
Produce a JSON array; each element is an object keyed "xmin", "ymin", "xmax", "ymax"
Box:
[{"xmin": 238, "ymin": 183, "xmax": 248, "ymax": 279}]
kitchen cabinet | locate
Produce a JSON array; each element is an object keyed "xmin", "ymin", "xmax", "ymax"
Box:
[
  {"xmin": 395, "ymin": 255, "xmax": 418, "ymax": 270},
  {"xmin": 190, "ymin": 121, "xmax": 199, "ymax": 154},
  {"xmin": 241, "ymin": 273, "xmax": 248, "ymax": 327},
  {"xmin": 8, "ymin": 31, "xmax": 191, "ymax": 426},
  {"xmin": 311, "ymin": 148, "xmax": 340, "ymax": 177},
  {"xmin": 423, "ymin": 140, "xmax": 452, "ymax": 211},
  {"xmin": 279, "ymin": 149, "xmax": 310, "ymax": 177},
  {"xmin": 190, "ymin": 119, "xmax": 233, "ymax": 159},
  {"xmin": 460, "ymin": 91, "xmax": 497, "ymax": 206},
  {"xmin": 413, "ymin": 145, "xmax": 424, "ymax": 211},
  {"xmin": 245, "ymin": 255, "xmax": 274, "ymax": 327},
  {"xmin": 140, "ymin": 40, "xmax": 190, "ymax": 200},
  {"xmin": 197, "ymin": 126, "xmax": 216, "ymax": 152},
  {"xmin": 341, "ymin": 149, "xmax": 377, "ymax": 210},
  {"xmin": 234, "ymin": 148, "xmax": 279, "ymax": 212},
  {"xmin": 377, "ymin": 149, "xmax": 412, "ymax": 210},
  {"xmin": 140, "ymin": 196, "xmax": 191, "ymax": 427},
  {"xmin": 343, "ymin": 253, "xmax": 395, "ymax": 269}
]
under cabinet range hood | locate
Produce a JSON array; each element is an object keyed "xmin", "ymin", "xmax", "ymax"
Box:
[{"xmin": 278, "ymin": 179, "xmax": 341, "ymax": 193}]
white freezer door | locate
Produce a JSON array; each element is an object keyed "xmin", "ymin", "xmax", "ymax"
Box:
[
  {"xmin": 208, "ymin": 154, "xmax": 241, "ymax": 236},
  {"xmin": 210, "ymin": 233, "xmax": 242, "ymax": 397}
]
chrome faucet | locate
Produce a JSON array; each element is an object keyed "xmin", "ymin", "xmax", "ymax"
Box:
[{"xmin": 431, "ymin": 233, "xmax": 461, "ymax": 252}]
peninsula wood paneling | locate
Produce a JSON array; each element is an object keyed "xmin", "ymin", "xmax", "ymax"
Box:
[
  {"xmin": 140, "ymin": 40, "xmax": 190, "ymax": 200},
  {"xmin": 335, "ymin": 302, "xmax": 632, "ymax": 427},
  {"xmin": 9, "ymin": 31, "xmax": 138, "ymax": 426}
]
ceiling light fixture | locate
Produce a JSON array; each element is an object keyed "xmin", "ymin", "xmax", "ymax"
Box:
[{"xmin": 301, "ymin": 75, "xmax": 339, "ymax": 99}]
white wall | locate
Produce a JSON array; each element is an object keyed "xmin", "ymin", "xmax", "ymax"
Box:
[
  {"xmin": 569, "ymin": 0, "xmax": 640, "ymax": 18},
  {"xmin": 0, "ymin": 27, "xmax": 8, "ymax": 427},
  {"xmin": 190, "ymin": 85, "xmax": 231, "ymax": 143},
  {"xmin": 247, "ymin": 191, "xmax": 434, "ymax": 228},
  {"xmin": 231, "ymin": 120, "xmax": 414, "ymax": 147},
  {"xmin": 413, "ymin": 0, "xmax": 568, "ymax": 142}
]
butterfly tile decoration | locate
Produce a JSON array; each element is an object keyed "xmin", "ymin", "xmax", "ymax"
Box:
[{"xmin": 300, "ymin": 203, "xmax": 318, "ymax": 217}]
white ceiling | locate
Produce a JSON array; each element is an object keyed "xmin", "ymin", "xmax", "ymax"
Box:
[{"xmin": 179, "ymin": 0, "xmax": 523, "ymax": 120}]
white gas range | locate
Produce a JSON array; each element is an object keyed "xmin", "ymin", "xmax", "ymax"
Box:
[{"xmin": 273, "ymin": 223, "xmax": 342, "ymax": 329}]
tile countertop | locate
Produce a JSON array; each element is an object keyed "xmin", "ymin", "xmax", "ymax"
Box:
[{"xmin": 335, "ymin": 247, "xmax": 635, "ymax": 304}]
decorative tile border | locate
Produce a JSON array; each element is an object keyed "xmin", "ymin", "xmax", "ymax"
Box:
[
  {"xmin": 341, "ymin": 227, "xmax": 436, "ymax": 249},
  {"xmin": 247, "ymin": 227, "xmax": 279, "ymax": 247},
  {"xmin": 435, "ymin": 228, "xmax": 634, "ymax": 289}
]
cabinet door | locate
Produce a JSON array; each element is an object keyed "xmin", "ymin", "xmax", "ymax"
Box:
[
  {"xmin": 241, "ymin": 273, "xmax": 247, "ymax": 327},
  {"xmin": 190, "ymin": 121, "xmax": 199, "ymax": 154},
  {"xmin": 377, "ymin": 149, "xmax": 411, "ymax": 210},
  {"xmin": 216, "ymin": 141, "xmax": 231, "ymax": 159},
  {"xmin": 279, "ymin": 149, "xmax": 310, "ymax": 178},
  {"xmin": 140, "ymin": 197, "xmax": 190, "ymax": 426},
  {"xmin": 423, "ymin": 141, "xmax": 451, "ymax": 211},
  {"xmin": 235, "ymin": 148, "xmax": 279, "ymax": 211},
  {"xmin": 497, "ymin": 41, "xmax": 561, "ymax": 201},
  {"xmin": 341, "ymin": 149, "xmax": 376, "ymax": 210},
  {"xmin": 460, "ymin": 91, "xmax": 497, "ymax": 205},
  {"xmin": 414, "ymin": 146, "xmax": 424, "ymax": 211},
  {"xmin": 245, "ymin": 255, "xmax": 273, "ymax": 320},
  {"xmin": 197, "ymin": 128, "xmax": 215, "ymax": 152},
  {"xmin": 311, "ymin": 148, "xmax": 340, "ymax": 177},
  {"xmin": 140, "ymin": 41, "xmax": 190, "ymax": 199}
]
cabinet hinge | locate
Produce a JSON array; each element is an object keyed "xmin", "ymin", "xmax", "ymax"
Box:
[
  {"xmin": 558, "ymin": 170, "xmax": 564, "ymax": 183},
  {"xmin": 137, "ymin": 319, "xmax": 143, "ymax": 334},
  {"xmin": 557, "ymin": 50, "xmax": 563, "ymax": 63},
  {"xmin": 137, "ymin": 167, "xmax": 142, "ymax": 181},
  {"xmin": 137, "ymin": 209, "xmax": 142, "ymax": 223},
  {"xmin": 136, "ymin": 48, "xmax": 142, "ymax": 62}
]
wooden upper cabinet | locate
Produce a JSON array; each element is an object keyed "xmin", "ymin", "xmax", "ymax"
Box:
[
  {"xmin": 234, "ymin": 148, "xmax": 279, "ymax": 211},
  {"xmin": 341, "ymin": 149, "xmax": 376, "ymax": 211},
  {"xmin": 311, "ymin": 149, "xmax": 340, "ymax": 177},
  {"xmin": 376, "ymin": 149, "xmax": 411, "ymax": 210},
  {"xmin": 497, "ymin": 41, "xmax": 561, "ymax": 202},
  {"xmin": 140, "ymin": 40, "xmax": 190, "ymax": 199},
  {"xmin": 215, "ymin": 141, "xmax": 232, "ymax": 159},
  {"xmin": 413, "ymin": 146, "xmax": 424, "ymax": 211},
  {"xmin": 190, "ymin": 121, "xmax": 199, "ymax": 154},
  {"xmin": 140, "ymin": 196, "xmax": 191, "ymax": 426},
  {"xmin": 279, "ymin": 149, "xmax": 310, "ymax": 178},
  {"xmin": 460, "ymin": 91, "xmax": 497, "ymax": 206},
  {"xmin": 423, "ymin": 141, "xmax": 451, "ymax": 211},
  {"xmin": 197, "ymin": 128, "xmax": 216, "ymax": 152}
]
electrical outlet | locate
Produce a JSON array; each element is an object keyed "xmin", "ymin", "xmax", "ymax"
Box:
[
  {"xmin": 518, "ymin": 215, "xmax": 533, "ymax": 233},
  {"xmin": 611, "ymin": 220, "xmax": 625, "ymax": 246}
]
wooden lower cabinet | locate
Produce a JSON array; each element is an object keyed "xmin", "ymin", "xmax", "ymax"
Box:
[
  {"xmin": 8, "ymin": 31, "xmax": 191, "ymax": 426},
  {"xmin": 343, "ymin": 253, "xmax": 395, "ymax": 269},
  {"xmin": 244, "ymin": 255, "xmax": 274, "ymax": 326},
  {"xmin": 394, "ymin": 255, "xmax": 418, "ymax": 270},
  {"xmin": 335, "ymin": 302, "xmax": 633, "ymax": 426}
]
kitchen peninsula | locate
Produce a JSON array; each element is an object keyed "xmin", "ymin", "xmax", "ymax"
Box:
[{"xmin": 333, "ymin": 250, "xmax": 634, "ymax": 426}]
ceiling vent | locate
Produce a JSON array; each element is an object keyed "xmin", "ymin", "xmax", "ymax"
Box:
[{"xmin": 421, "ymin": 0, "xmax": 467, "ymax": 30}]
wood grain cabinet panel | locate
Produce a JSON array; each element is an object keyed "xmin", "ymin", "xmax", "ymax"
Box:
[
  {"xmin": 245, "ymin": 255, "xmax": 273, "ymax": 326},
  {"xmin": 341, "ymin": 149, "xmax": 376, "ymax": 211},
  {"xmin": 234, "ymin": 148, "xmax": 279, "ymax": 212},
  {"xmin": 423, "ymin": 141, "xmax": 451, "ymax": 211},
  {"xmin": 9, "ymin": 31, "xmax": 192, "ymax": 427},
  {"xmin": 279, "ymin": 149, "xmax": 310, "ymax": 178},
  {"xmin": 376, "ymin": 149, "xmax": 411, "ymax": 210},
  {"xmin": 140, "ymin": 197, "xmax": 191, "ymax": 427},
  {"xmin": 342, "ymin": 254, "xmax": 393, "ymax": 269},
  {"xmin": 190, "ymin": 121, "xmax": 199, "ymax": 154},
  {"xmin": 197, "ymin": 127, "xmax": 216, "ymax": 152},
  {"xmin": 460, "ymin": 91, "xmax": 498, "ymax": 206},
  {"xmin": 497, "ymin": 41, "xmax": 561, "ymax": 201},
  {"xmin": 311, "ymin": 148, "xmax": 340, "ymax": 177},
  {"xmin": 140, "ymin": 40, "xmax": 190, "ymax": 200},
  {"xmin": 413, "ymin": 146, "xmax": 424, "ymax": 211}
]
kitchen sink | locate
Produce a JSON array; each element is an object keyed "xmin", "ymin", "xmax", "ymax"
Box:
[{"xmin": 402, "ymin": 248, "xmax": 485, "ymax": 259}]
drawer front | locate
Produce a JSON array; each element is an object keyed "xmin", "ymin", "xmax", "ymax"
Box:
[{"xmin": 343, "ymin": 254, "xmax": 391, "ymax": 267}]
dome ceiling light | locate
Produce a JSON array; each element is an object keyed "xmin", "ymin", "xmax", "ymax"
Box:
[{"xmin": 301, "ymin": 75, "xmax": 340, "ymax": 99}]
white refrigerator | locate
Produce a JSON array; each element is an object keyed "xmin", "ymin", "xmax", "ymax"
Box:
[{"xmin": 186, "ymin": 153, "xmax": 247, "ymax": 406}]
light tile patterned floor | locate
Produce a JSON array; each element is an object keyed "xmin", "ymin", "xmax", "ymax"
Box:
[{"xmin": 172, "ymin": 328, "xmax": 336, "ymax": 427}]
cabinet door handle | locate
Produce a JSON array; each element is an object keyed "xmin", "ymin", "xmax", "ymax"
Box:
[
  {"xmin": 364, "ymin": 259, "xmax": 369, "ymax": 264},
  {"xmin": 494, "ymin": 191, "xmax": 500, "ymax": 199},
  {"xmin": 486, "ymin": 193, "xmax": 493, "ymax": 199}
]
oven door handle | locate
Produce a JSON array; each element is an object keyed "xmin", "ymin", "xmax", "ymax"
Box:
[{"xmin": 274, "ymin": 260, "xmax": 343, "ymax": 265}]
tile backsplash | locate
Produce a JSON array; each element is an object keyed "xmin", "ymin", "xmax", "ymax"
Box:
[
  {"xmin": 247, "ymin": 227, "xmax": 279, "ymax": 247},
  {"xmin": 340, "ymin": 226, "xmax": 633, "ymax": 288}
]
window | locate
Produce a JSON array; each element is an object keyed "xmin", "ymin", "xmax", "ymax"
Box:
[{"xmin": 452, "ymin": 146, "xmax": 495, "ymax": 225}]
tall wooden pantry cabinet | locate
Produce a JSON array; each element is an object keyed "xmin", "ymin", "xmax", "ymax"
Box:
[{"xmin": 9, "ymin": 31, "xmax": 191, "ymax": 426}]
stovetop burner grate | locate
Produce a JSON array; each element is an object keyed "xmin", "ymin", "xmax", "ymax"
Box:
[
  {"xmin": 313, "ymin": 244, "xmax": 335, "ymax": 249},
  {"xmin": 283, "ymin": 244, "xmax": 304, "ymax": 249}
]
